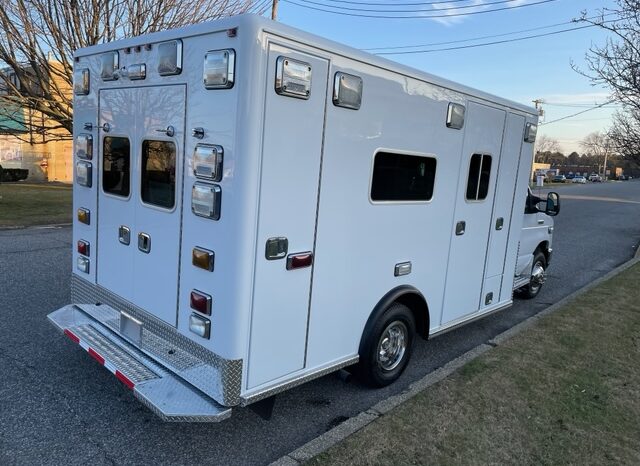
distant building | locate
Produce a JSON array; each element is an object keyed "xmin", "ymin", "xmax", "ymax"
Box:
[{"xmin": 0, "ymin": 63, "xmax": 72, "ymax": 182}]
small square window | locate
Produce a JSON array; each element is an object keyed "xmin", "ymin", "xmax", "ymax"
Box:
[
  {"xmin": 465, "ymin": 154, "xmax": 492, "ymax": 201},
  {"xmin": 103, "ymin": 136, "xmax": 130, "ymax": 197}
]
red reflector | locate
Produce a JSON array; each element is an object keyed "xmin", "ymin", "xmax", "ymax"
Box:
[
  {"xmin": 286, "ymin": 252, "xmax": 313, "ymax": 270},
  {"xmin": 190, "ymin": 290, "xmax": 212, "ymax": 315},
  {"xmin": 64, "ymin": 329, "xmax": 80, "ymax": 344},
  {"xmin": 77, "ymin": 240, "xmax": 89, "ymax": 256},
  {"xmin": 115, "ymin": 370, "xmax": 135, "ymax": 390},
  {"xmin": 88, "ymin": 348, "xmax": 105, "ymax": 365}
]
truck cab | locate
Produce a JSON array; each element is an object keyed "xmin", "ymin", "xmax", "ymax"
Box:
[{"xmin": 514, "ymin": 188, "xmax": 560, "ymax": 298}]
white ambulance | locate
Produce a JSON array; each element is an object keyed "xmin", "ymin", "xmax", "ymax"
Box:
[{"xmin": 48, "ymin": 14, "xmax": 559, "ymax": 421}]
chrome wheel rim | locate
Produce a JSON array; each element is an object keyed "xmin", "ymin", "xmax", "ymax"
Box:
[
  {"xmin": 530, "ymin": 260, "xmax": 546, "ymax": 293},
  {"xmin": 377, "ymin": 321, "xmax": 408, "ymax": 372}
]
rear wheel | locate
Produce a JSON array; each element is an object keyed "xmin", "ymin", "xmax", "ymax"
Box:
[
  {"xmin": 357, "ymin": 302, "xmax": 415, "ymax": 387},
  {"xmin": 520, "ymin": 251, "xmax": 547, "ymax": 299}
]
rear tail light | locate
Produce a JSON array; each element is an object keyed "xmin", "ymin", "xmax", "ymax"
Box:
[
  {"xmin": 77, "ymin": 240, "xmax": 90, "ymax": 256},
  {"xmin": 77, "ymin": 256, "xmax": 90, "ymax": 274},
  {"xmin": 77, "ymin": 208, "xmax": 90, "ymax": 225},
  {"xmin": 189, "ymin": 313, "xmax": 211, "ymax": 339},
  {"xmin": 192, "ymin": 247, "xmax": 214, "ymax": 271},
  {"xmin": 190, "ymin": 290, "xmax": 212, "ymax": 315}
]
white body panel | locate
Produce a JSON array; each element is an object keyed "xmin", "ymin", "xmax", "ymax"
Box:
[{"xmin": 70, "ymin": 14, "xmax": 545, "ymax": 405}]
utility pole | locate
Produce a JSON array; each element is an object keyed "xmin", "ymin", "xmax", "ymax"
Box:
[
  {"xmin": 271, "ymin": 0, "xmax": 278, "ymax": 20},
  {"xmin": 532, "ymin": 98, "xmax": 545, "ymax": 121}
]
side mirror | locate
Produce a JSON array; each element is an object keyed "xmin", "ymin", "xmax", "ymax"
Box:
[{"xmin": 545, "ymin": 192, "xmax": 560, "ymax": 216}]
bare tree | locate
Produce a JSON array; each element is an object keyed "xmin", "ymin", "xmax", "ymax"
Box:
[
  {"xmin": 0, "ymin": 0, "xmax": 265, "ymax": 141},
  {"xmin": 575, "ymin": 1, "xmax": 640, "ymax": 163},
  {"xmin": 581, "ymin": 131, "xmax": 613, "ymax": 177},
  {"xmin": 535, "ymin": 134, "xmax": 560, "ymax": 156}
]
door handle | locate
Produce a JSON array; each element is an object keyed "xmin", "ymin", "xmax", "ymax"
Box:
[
  {"xmin": 119, "ymin": 225, "xmax": 131, "ymax": 245},
  {"xmin": 155, "ymin": 125, "xmax": 175, "ymax": 137},
  {"xmin": 538, "ymin": 219, "xmax": 545, "ymax": 225},
  {"xmin": 496, "ymin": 217, "xmax": 504, "ymax": 230},
  {"xmin": 138, "ymin": 232, "xmax": 151, "ymax": 253},
  {"xmin": 455, "ymin": 221, "xmax": 466, "ymax": 236}
]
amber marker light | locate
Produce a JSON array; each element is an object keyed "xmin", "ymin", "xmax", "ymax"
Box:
[{"xmin": 192, "ymin": 247, "xmax": 214, "ymax": 271}]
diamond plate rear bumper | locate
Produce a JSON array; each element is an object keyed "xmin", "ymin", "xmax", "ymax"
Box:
[{"xmin": 48, "ymin": 305, "xmax": 232, "ymax": 422}]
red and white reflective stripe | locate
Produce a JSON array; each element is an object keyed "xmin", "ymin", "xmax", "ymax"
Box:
[{"xmin": 63, "ymin": 327, "xmax": 135, "ymax": 390}]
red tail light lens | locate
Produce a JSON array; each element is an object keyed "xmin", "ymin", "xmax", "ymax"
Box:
[
  {"xmin": 190, "ymin": 290, "xmax": 212, "ymax": 315},
  {"xmin": 77, "ymin": 240, "xmax": 90, "ymax": 256}
]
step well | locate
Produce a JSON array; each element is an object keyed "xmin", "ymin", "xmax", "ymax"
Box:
[{"xmin": 48, "ymin": 305, "xmax": 231, "ymax": 422}]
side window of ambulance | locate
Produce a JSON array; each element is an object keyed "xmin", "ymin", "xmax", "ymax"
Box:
[
  {"xmin": 465, "ymin": 153, "xmax": 492, "ymax": 201},
  {"xmin": 141, "ymin": 140, "xmax": 176, "ymax": 209},
  {"xmin": 371, "ymin": 152, "xmax": 437, "ymax": 202},
  {"xmin": 103, "ymin": 136, "xmax": 131, "ymax": 197}
]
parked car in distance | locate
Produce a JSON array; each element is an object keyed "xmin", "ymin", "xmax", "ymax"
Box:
[
  {"xmin": 566, "ymin": 173, "xmax": 575, "ymax": 180},
  {"xmin": 618, "ymin": 175, "xmax": 627, "ymax": 181},
  {"xmin": 572, "ymin": 175, "xmax": 586, "ymax": 184},
  {"xmin": 589, "ymin": 174, "xmax": 602, "ymax": 182},
  {"xmin": 552, "ymin": 175, "xmax": 567, "ymax": 183}
]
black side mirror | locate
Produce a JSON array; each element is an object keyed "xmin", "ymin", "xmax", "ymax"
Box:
[{"xmin": 545, "ymin": 192, "xmax": 560, "ymax": 216}]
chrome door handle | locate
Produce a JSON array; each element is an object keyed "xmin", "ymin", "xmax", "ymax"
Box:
[
  {"xmin": 118, "ymin": 225, "xmax": 131, "ymax": 245},
  {"xmin": 156, "ymin": 125, "xmax": 175, "ymax": 137},
  {"xmin": 538, "ymin": 219, "xmax": 545, "ymax": 225},
  {"xmin": 138, "ymin": 232, "xmax": 151, "ymax": 253}
]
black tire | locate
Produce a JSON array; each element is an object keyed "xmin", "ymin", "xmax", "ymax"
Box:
[
  {"xmin": 520, "ymin": 251, "xmax": 547, "ymax": 299},
  {"xmin": 356, "ymin": 302, "xmax": 416, "ymax": 387}
]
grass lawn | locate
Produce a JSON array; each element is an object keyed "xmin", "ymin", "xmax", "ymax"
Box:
[
  {"xmin": 0, "ymin": 182, "xmax": 72, "ymax": 227},
  {"xmin": 314, "ymin": 263, "xmax": 640, "ymax": 465}
]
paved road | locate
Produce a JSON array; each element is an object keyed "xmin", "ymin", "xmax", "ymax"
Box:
[{"xmin": 1, "ymin": 181, "xmax": 640, "ymax": 466}]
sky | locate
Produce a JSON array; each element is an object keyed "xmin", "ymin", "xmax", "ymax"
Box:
[{"xmin": 271, "ymin": 0, "xmax": 618, "ymax": 154}]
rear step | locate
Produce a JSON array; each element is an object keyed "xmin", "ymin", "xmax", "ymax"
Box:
[{"xmin": 48, "ymin": 305, "xmax": 231, "ymax": 422}]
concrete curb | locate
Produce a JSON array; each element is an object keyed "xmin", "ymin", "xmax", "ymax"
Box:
[
  {"xmin": 270, "ymin": 253, "xmax": 640, "ymax": 466},
  {"xmin": 0, "ymin": 222, "xmax": 71, "ymax": 231}
]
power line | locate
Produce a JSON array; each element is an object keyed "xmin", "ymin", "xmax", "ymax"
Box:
[
  {"xmin": 541, "ymin": 100, "xmax": 616, "ymax": 126},
  {"xmin": 375, "ymin": 24, "xmax": 593, "ymax": 54},
  {"xmin": 296, "ymin": 0, "xmax": 538, "ymax": 13},
  {"xmin": 319, "ymin": 0, "xmax": 483, "ymax": 5},
  {"xmin": 281, "ymin": 0, "xmax": 558, "ymax": 19},
  {"xmin": 363, "ymin": 12, "xmax": 618, "ymax": 51}
]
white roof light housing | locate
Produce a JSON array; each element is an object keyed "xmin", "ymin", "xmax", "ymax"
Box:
[
  {"xmin": 333, "ymin": 72, "xmax": 363, "ymax": 110},
  {"xmin": 100, "ymin": 51, "xmax": 119, "ymax": 81},
  {"xmin": 525, "ymin": 122, "xmax": 538, "ymax": 143},
  {"xmin": 128, "ymin": 63, "xmax": 146, "ymax": 81},
  {"xmin": 158, "ymin": 40, "xmax": 183, "ymax": 76},
  {"xmin": 204, "ymin": 49, "xmax": 235, "ymax": 89},
  {"xmin": 73, "ymin": 69, "xmax": 90, "ymax": 95},
  {"xmin": 446, "ymin": 103, "xmax": 465, "ymax": 130},
  {"xmin": 275, "ymin": 56, "xmax": 312, "ymax": 100}
]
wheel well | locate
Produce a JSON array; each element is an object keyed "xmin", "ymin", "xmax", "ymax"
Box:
[
  {"xmin": 395, "ymin": 293, "xmax": 430, "ymax": 340},
  {"xmin": 535, "ymin": 241, "xmax": 550, "ymax": 262},
  {"xmin": 359, "ymin": 286, "xmax": 431, "ymax": 355}
]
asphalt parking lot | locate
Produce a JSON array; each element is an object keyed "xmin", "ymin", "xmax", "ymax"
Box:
[{"xmin": 1, "ymin": 180, "xmax": 640, "ymax": 466}]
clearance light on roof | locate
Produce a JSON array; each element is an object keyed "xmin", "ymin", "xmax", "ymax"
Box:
[
  {"xmin": 189, "ymin": 313, "xmax": 211, "ymax": 339},
  {"xmin": 525, "ymin": 123, "xmax": 538, "ymax": 143},
  {"xmin": 192, "ymin": 247, "xmax": 214, "ymax": 272},
  {"xmin": 75, "ymin": 134, "xmax": 93, "ymax": 160},
  {"xmin": 333, "ymin": 72, "xmax": 363, "ymax": 110},
  {"xmin": 446, "ymin": 103, "xmax": 465, "ymax": 130},
  {"xmin": 73, "ymin": 69, "xmax": 90, "ymax": 95},
  {"xmin": 203, "ymin": 49, "xmax": 235, "ymax": 89},
  {"xmin": 158, "ymin": 40, "xmax": 183, "ymax": 76},
  {"xmin": 76, "ymin": 161, "xmax": 92, "ymax": 187},
  {"xmin": 100, "ymin": 51, "xmax": 119, "ymax": 81},
  {"xmin": 192, "ymin": 182, "xmax": 221, "ymax": 220},
  {"xmin": 77, "ymin": 256, "xmax": 90, "ymax": 274},
  {"xmin": 77, "ymin": 208, "xmax": 90, "ymax": 225},
  {"xmin": 190, "ymin": 290, "xmax": 212, "ymax": 315}
]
